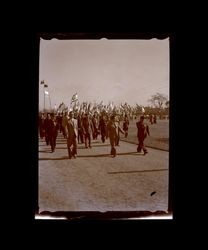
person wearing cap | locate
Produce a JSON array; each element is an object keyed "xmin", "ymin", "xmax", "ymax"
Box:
[
  {"xmin": 136, "ymin": 115, "xmax": 150, "ymax": 155},
  {"xmin": 66, "ymin": 111, "xmax": 78, "ymax": 159}
]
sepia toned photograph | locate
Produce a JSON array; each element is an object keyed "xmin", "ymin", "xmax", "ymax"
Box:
[{"xmin": 37, "ymin": 34, "xmax": 171, "ymax": 219}]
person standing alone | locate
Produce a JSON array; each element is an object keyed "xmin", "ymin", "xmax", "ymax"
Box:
[
  {"xmin": 136, "ymin": 116, "xmax": 150, "ymax": 155},
  {"xmin": 107, "ymin": 115, "xmax": 117, "ymax": 157}
]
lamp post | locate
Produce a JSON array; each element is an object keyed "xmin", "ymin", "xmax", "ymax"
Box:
[
  {"xmin": 49, "ymin": 94, "xmax": 52, "ymax": 111},
  {"xmin": 44, "ymin": 86, "xmax": 45, "ymax": 113},
  {"xmin": 43, "ymin": 80, "xmax": 49, "ymax": 112},
  {"xmin": 40, "ymin": 80, "xmax": 45, "ymax": 112}
]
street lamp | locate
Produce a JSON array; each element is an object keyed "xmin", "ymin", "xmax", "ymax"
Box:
[
  {"xmin": 41, "ymin": 80, "xmax": 49, "ymax": 112},
  {"xmin": 40, "ymin": 80, "xmax": 45, "ymax": 112}
]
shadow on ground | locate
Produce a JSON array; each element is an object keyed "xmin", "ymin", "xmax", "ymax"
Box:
[{"xmin": 39, "ymin": 151, "xmax": 145, "ymax": 160}]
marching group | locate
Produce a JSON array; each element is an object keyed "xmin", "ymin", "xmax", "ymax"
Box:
[{"xmin": 39, "ymin": 111, "xmax": 150, "ymax": 159}]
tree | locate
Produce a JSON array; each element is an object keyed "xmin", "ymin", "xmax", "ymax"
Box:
[{"xmin": 148, "ymin": 92, "xmax": 168, "ymax": 109}]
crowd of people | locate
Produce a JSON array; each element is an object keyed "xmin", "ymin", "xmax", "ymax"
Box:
[{"xmin": 39, "ymin": 110, "xmax": 151, "ymax": 159}]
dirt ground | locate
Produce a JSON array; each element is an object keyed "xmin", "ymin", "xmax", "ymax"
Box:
[{"xmin": 38, "ymin": 133, "xmax": 169, "ymax": 214}]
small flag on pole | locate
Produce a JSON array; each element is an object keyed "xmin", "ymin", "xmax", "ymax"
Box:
[
  {"xmin": 71, "ymin": 93, "xmax": 78, "ymax": 103},
  {"xmin": 142, "ymin": 106, "xmax": 145, "ymax": 113}
]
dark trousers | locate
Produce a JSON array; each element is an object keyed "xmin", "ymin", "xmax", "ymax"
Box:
[
  {"xmin": 115, "ymin": 135, "xmax": 120, "ymax": 146},
  {"xmin": 67, "ymin": 137, "xmax": 77, "ymax": 158},
  {"xmin": 92, "ymin": 129, "xmax": 98, "ymax": 140},
  {"xmin": 84, "ymin": 132, "xmax": 91, "ymax": 148},
  {"xmin": 62, "ymin": 126, "xmax": 67, "ymax": 138},
  {"xmin": 137, "ymin": 138, "xmax": 147, "ymax": 153},
  {"xmin": 45, "ymin": 132, "xmax": 49, "ymax": 145},
  {"xmin": 49, "ymin": 135, "xmax": 57, "ymax": 152},
  {"xmin": 39, "ymin": 128, "xmax": 44, "ymax": 139},
  {"xmin": 109, "ymin": 136, "xmax": 116, "ymax": 156},
  {"xmin": 78, "ymin": 129, "xmax": 84, "ymax": 143},
  {"xmin": 101, "ymin": 132, "xmax": 106, "ymax": 143},
  {"xmin": 124, "ymin": 130, "xmax": 128, "ymax": 138}
]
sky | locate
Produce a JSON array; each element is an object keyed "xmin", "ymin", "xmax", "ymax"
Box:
[{"xmin": 39, "ymin": 38, "xmax": 169, "ymax": 111}]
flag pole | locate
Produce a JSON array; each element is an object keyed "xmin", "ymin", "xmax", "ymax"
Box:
[
  {"xmin": 44, "ymin": 93, "xmax": 45, "ymax": 113},
  {"xmin": 41, "ymin": 80, "xmax": 46, "ymax": 113},
  {"xmin": 49, "ymin": 94, "xmax": 52, "ymax": 111}
]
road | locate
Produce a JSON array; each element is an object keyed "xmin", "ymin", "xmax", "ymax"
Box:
[{"xmin": 38, "ymin": 133, "xmax": 169, "ymax": 213}]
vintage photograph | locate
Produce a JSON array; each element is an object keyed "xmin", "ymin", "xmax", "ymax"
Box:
[{"xmin": 38, "ymin": 36, "xmax": 170, "ymax": 219}]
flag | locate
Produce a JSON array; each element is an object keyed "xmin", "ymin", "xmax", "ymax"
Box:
[
  {"xmin": 57, "ymin": 102, "xmax": 67, "ymax": 112},
  {"xmin": 71, "ymin": 93, "xmax": 78, "ymax": 103},
  {"xmin": 88, "ymin": 103, "xmax": 91, "ymax": 112},
  {"xmin": 74, "ymin": 101, "xmax": 80, "ymax": 111},
  {"xmin": 142, "ymin": 106, "xmax": 145, "ymax": 113},
  {"xmin": 45, "ymin": 90, "xmax": 49, "ymax": 95},
  {"xmin": 58, "ymin": 102, "xmax": 63, "ymax": 109}
]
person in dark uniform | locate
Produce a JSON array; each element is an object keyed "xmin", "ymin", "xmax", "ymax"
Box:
[
  {"xmin": 149, "ymin": 114, "xmax": 153, "ymax": 124},
  {"xmin": 98, "ymin": 114, "xmax": 107, "ymax": 143},
  {"xmin": 49, "ymin": 114, "xmax": 59, "ymax": 152},
  {"xmin": 44, "ymin": 113, "xmax": 51, "ymax": 146},
  {"xmin": 106, "ymin": 115, "xmax": 118, "ymax": 157},
  {"xmin": 136, "ymin": 115, "xmax": 150, "ymax": 155},
  {"xmin": 56, "ymin": 112, "xmax": 62, "ymax": 133},
  {"xmin": 123, "ymin": 114, "xmax": 129, "ymax": 138},
  {"xmin": 39, "ymin": 113, "xmax": 45, "ymax": 139},
  {"xmin": 82, "ymin": 113, "xmax": 93, "ymax": 148},
  {"xmin": 77, "ymin": 112, "xmax": 84, "ymax": 144},
  {"xmin": 66, "ymin": 111, "xmax": 78, "ymax": 159},
  {"xmin": 62, "ymin": 112, "xmax": 68, "ymax": 138},
  {"xmin": 115, "ymin": 116, "xmax": 124, "ymax": 146},
  {"xmin": 92, "ymin": 113, "xmax": 99, "ymax": 140},
  {"xmin": 153, "ymin": 114, "xmax": 157, "ymax": 124}
]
